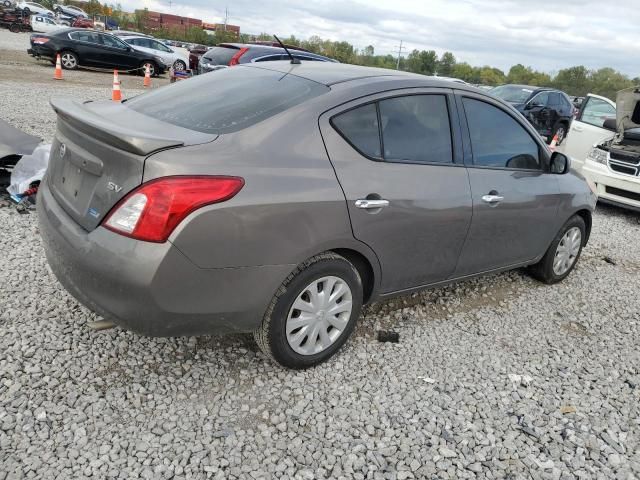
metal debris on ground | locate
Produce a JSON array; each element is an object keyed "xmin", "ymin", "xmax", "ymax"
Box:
[
  {"xmin": 603, "ymin": 256, "xmax": 617, "ymax": 265},
  {"xmin": 560, "ymin": 405, "xmax": 577, "ymax": 414},
  {"xmin": 377, "ymin": 330, "xmax": 400, "ymax": 343}
]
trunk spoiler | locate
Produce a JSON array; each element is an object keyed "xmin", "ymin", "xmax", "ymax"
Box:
[{"xmin": 50, "ymin": 98, "xmax": 216, "ymax": 156}]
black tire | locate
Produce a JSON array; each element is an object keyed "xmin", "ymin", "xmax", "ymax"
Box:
[
  {"xmin": 59, "ymin": 50, "xmax": 78, "ymax": 70},
  {"xmin": 9, "ymin": 23, "xmax": 20, "ymax": 33},
  {"xmin": 254, "ymin": 252, "xmax": 363, "ymax": 369},
  {"xmin": 140, "ymin": 60, "xmax": 157, "ymax": 77},
  {"xmin": 2, "ymin": 0, "xmax": 11, "ymax": 7},
  {"xmin": 528, "ymin": 215, "xmax": 586, "ymax": 284},
  {"xmin": 550, "ymin": 121, "xmax": 568, "ymax": 146},
  {"xmin": 22, "ymin": 6, "xmax": 29, "ymax": 14},
  {"xmin": 173, "ymin": 59, "xmax": 186, "ymax": 71}
]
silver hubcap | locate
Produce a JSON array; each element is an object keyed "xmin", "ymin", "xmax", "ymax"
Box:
[
  {"xmin": 286, "ymin": 276, "xmax": 353, "ymax": 356},
  {"xmin": 145, "ymin": 63, "xmax": 154, "ymax": 75},
  {"xmin": 174, "ymin": 61, "xmax": 185, "ymax": 71},
  {"xmin": 553, "ymin": 227, "xmax": 581, "ymax": 275},
  {"xmin": 61, "ymin": 53, "xmax": 76, "ymax": 68}
]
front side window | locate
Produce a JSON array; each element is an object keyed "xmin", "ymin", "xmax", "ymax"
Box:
[
  {"xmin": 548, "ymin": 92, "xmax": 562, "ymax": 106},
  {"xmin": 580, "ymin": 97, "xmax": 616, "ymax": 128},
  {"xmin": 151, "ymin": 40, "xmax": 171, "ymax": 52},
  {"xmin": 528, "ymin": 91, "xmax": 549, "ymax": 107},
  {"xmin": 463, "ymin": 97, "xmax": 540, "ymax": 170}
]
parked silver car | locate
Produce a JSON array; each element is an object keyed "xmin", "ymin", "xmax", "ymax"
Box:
[{"xmin": 38, "ymin": 62, "xmax": 596, "ymax": 368}]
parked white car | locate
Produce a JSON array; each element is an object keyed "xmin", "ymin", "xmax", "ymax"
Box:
[
  {"xmin": 16, "ymin": 1, "xmax": 53, "ymax": 16},
  {"xmin": 561, "ymin": 93, "xmax": 617, "ymax": 172},
  {"xmin": 30, "ymin": 14, "xmax": 64, "ymax": 33},
  {"xmin": 53, "ymin": 3, "xmax": 87, "ymax": 17},
  {"xmin": 565, "ymin": 88, "xmax": 640, "ymax": 212},
  {"xmin": 120, "ymin": 36, "xmax": 188, "ymax": 71}
]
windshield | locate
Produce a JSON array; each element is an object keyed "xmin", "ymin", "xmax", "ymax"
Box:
[
  {"xmin": 491, "ymin": 85, "xmax": 535, "ymax": 103},
  {"xmin": 127, "ymin": 66, "xmax": 329, "ymax": 134}
]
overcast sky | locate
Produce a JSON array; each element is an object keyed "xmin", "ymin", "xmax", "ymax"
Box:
[{"xmin": 119, "ymin": 0, "xmax": 638, "ymax": 76}]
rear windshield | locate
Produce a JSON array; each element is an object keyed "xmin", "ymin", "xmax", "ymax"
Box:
[
  {"xmin": 201, "ymin": 46, "xmax": 239, "ymax": 65},
  {"xmin": 127, "ymin": 67, "xmax": 329, "ymax": 134},
  {"xmin": 490, "ymin": 85, "xmax": 535, "ymax": 103}
]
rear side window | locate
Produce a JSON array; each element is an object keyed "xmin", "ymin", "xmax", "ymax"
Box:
[
  {"xmin": 332, "ymin": 104, "xmax": 381, "ymax": 158},
  {"xmin": 202, "ymin": 46, "xmax": 238, "ymax": 65},
  {"xmin": 379, "ymin": 95, "xmax": 452, "ymax": 163},
  {"xmin": 580, "ymin": 97, "xmax": 616, "ymax": 128},
  {"xmin": 332, "ymin": 94, "xmax": 453, "ymax": 164},
  {"xmin": 463, "ymin": 98, "xmax": 540, "ymax": 170},
  {"xmin": 127, "ymin": 66, "xmax": 329, "ymax": 134},
  {"xmin": 71, "ymin": 31, "xmax": 99, "ymax": 44}
]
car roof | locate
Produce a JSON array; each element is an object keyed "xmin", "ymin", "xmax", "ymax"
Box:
[
  {"xmin": 217, "ymin": 43, "xmax": 327, "ymax": 57},
  {"xmin": 240, "ymin": 61, "xmax": 477, "ymax": 88}
]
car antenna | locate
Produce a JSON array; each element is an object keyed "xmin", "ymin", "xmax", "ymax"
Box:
[{"xmin": 273, "ymin": 35, "xmax": 301, "ymax": 64}]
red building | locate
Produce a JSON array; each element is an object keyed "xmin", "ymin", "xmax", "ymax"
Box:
[{"xmin": 138, "ymin": 10, "xmax": 203, "ymax": 31}]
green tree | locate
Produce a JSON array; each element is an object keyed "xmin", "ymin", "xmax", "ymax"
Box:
[
  {"xmin": 437, "ymin": 52, "xmax": 456, "ymax": 76},
  {"xmin": 406, "ymin": 49, "xmax": 438, "ymax": 75},
  {"xmin": 552, "ymin": 66, "xmax": 590, "ymax": 96}
]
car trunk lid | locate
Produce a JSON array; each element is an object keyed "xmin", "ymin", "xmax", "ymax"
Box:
[{"xmin": 47, "ymin": 98, "xmax": 216, "ymax": 231}]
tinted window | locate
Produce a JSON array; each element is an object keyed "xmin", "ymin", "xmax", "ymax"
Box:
[
  {"xmin": 491, "ymin": 85, "xmax": 535, "ymax": 103},
  {"xmin": 71, "ymin": 31, "xmax": 99, "ymax": 44},
  {"xmin": 379, "ymin": 95, "xmax": 452, "ymax": 163},
  {"xmin": 201, "ymin": 46, "xmax": 238, "ymax": 65},
  {"xmin": 128, "ymin": 66, "xmax": 329, "ymax": 134},
  {"xmin": 332, "ymin": 104, "xmax": 381, "ymax": 158},
  {"xmin": 529, "ymin": 91, "xmax": 549, "ymax": 106},
  {"xmin": 548, "ymin": 92, "xmax": 562, "ymax": 106},
  {"xmin": 254, "ymin": 54, "xmax": 286, "ymax": 62},
  {"xmin": 101, "ymin": 34, "xmax": 127, "ymax": 49},
  {"xmin": 463, "ymin": 98, "xmax": 540, "ymax": 170},
  {"xmin": 580, "ymin": 97, "xmax": 616, "ymax": 128}
]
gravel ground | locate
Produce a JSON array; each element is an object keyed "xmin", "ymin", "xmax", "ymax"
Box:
[{"xmin": 2, "ymin": 29, "xmax": 640, "ymax": 480}]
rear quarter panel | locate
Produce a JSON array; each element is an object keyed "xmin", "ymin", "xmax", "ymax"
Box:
[{"xmin": 143, "ymin": 98, "xmax": 381, "ymax": 279}]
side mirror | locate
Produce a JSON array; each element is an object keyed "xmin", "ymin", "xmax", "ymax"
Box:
[
  {"xmin": 550, "ymin": 151, "xmax": 570, "ymax": 174},
  {"xmin": 603, "ymin": 118, "xmax": 617, "ymax": 132}
]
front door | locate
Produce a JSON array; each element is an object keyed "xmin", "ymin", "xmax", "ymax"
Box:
[
  {"xmin": 453, "ymin": 94, "xmax": 560, "ymax": 276},
  {"xmin": 320, "ymin": 89, "xmax": 473, "ymax": 293},
  {"xmin": 96, "ymin": 33, "xmax": 138, "ymax": 70},
  {"xmin": 523, "ymin": 91, "xmax": 554, "ymax": 140}
]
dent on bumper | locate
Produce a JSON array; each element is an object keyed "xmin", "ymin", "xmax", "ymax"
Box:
[
  {"xmin": 37, "ymin": 181, "xmax": 293, "ymax": 337},
  {"xmin": 583, "ymin": 161, "xmax": 640, "ymax": 210}
]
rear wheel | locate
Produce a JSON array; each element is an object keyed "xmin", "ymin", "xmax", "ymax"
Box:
[
  {"xmin": 140, "ymin": 60, "xmax": 157, "ymax": 77},
  {"xmin": 9, "ymin": 23, "xmax": 20, "ymax": 33},
  {"xmin": 173, "ymin": 59, "xmax": 186, "ymax": 71},
  {"xmin": 254, "ymin": 252, "xmax": 363, "ymax": 369},
  {"xmin": 529, "ymin": 215, "xmax": 585, "ymax": 284},
  {"xmin": 59, "ymin": 50, "xmax": 78, "ymax": 69},
  {"xmin": 550, "ymin": 121, "xmax": 568, "ymax": 145},
  {"xmin": 3, "ymin": 0, "xmax": 11, "ymax": 6}
]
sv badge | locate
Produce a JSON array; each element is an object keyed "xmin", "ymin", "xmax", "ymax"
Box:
[{"xmin": 107, "ymin": 181, "xmax": 123, "ymax": 193}]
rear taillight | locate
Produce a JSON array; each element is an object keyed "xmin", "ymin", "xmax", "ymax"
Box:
[
  {"xmin": 228, "ymin": 47, "xmax": 249, "ymax": 66},
  {"xmin": 102, "ymin": 176, "xmax": 244, "ymax": 243},
  {"xmin": 31, "ymin": 37, "xmax": 49, "ymax": 44}
]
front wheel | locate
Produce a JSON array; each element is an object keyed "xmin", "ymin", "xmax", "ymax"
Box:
[
  {"xmin": 529, "ymin": 215, "xmax": 585, "ymax": 284},
  {"xmin": 254, "ymin": 252, "xmax": 363, "ymax": 369},
  {"xmin": 173, "ymin": 59, "xmax": 186, "ymax": 71},
  {"xmin": 140, "ymin": 60, "xmax": 157, "ymax": 77}
]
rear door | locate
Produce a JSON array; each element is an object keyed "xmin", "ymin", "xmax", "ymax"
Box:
[
  {"xmin": 68, "ymin": 30, "xmax": 103, "ymax": 66},
  {"xmin": 562, "ymin": 95, "xmax": 616, "ymax": 170},
  {"xmin": 453, "ymin": 92, "xmax": 560, "ymax": 276},
  {"xmin": 523, "ymin": 91, "xmax": 553, "ymax": 139},
  {"xmin": 320, "ymin": 89, "xmax": 473, "ymax": 293}
]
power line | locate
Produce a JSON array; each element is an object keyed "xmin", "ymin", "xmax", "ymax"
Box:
[{"xmin": 395, "ymin": 40, "xmax": 405, "ymax": 70}]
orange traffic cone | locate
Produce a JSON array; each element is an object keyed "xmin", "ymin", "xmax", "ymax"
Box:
[
  {"xmin": 549, "ymin": 132, "xmax": 559, "ymax": 151},
  {"xmin": 54, "ymin": 53, "xmax": 63, "ymax": 80},
  {"xmin": 143, "ymin": 64, "xmax": 151, "ymax": 88},
  {"xmin": 111, "ymin": 70, "xmax": 122, "ymax": 102}
]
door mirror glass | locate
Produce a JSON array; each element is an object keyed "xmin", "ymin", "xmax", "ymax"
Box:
[{"xmin": 550, "ymin": 152, "xmax": 570, "ymax": 174}]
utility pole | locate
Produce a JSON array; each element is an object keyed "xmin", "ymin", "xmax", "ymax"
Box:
[
  {"xmin": 395, "ymin": 40, "xmax": 405, "ymax": 70},
  {"xmin": 223, "ymin": 6, "xmax": 228, "ymax": 31}
]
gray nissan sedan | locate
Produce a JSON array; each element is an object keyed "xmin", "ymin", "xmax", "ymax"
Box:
[{"xmin": 38, "ymin": 61, "xmax": 596, "ymax": 368}]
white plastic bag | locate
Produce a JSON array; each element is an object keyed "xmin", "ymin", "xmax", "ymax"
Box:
[{"xmin": 7, "ymin": 143, "xmax": 51, "ymax": 196}]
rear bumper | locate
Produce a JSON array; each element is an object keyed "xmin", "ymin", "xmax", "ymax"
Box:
[
  {"xmin": 583, "ymin": 160, "xmax": 640, "ymax": 211},
  {"xmin": 37, "ymin": 179, "xmax": 292, "ymax": 337},
  {"xmin": 28, "ymin": 44, "xmax": 55, "ymax": 59}
]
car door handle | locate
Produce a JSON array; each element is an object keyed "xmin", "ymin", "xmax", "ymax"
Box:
[
  {"xmin": 481, "ymin": 194, "xmax": 504, "ymax": 204},
  {"xmin": 573, "ymin": 125, "xmax": 584, "ymax": 132},
  {"xmin": 355, "ymin": 199, "xmax": 390, "ymax": 209}
]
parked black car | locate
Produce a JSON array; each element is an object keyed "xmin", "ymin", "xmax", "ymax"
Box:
[
  {"xmin": 197, "ymin": 43, "xmax": 336, "ymax": 75},
  {"xmin": 490, "ymin": 85, "xmax": 574, "ymax": 144},
  {"xmin": 27, "ymin": 28, "xmax": 167, "ymax": 76}
]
